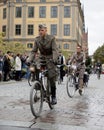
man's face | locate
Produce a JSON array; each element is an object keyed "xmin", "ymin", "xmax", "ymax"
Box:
[
  {"xmin": 76, "ymin": 47, "xmax": 81, "ymax": 53},
  {"xmin": 39, "ymin": 28, "xmax": 47, "ymax": 37}
]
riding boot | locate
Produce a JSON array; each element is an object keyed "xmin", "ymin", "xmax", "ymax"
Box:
[
  {"xmin": 79, "ymin": 79, "xmax": 83, "ymax": 95},
  {"xmin": 51, "ymin": 85, "xmax": 57, "ymax": 105}
]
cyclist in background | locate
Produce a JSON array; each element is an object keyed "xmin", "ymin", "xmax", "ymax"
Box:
[
  {"xmin": 68, "ymin": 45, "xmax": 85, "ymax": 95},
  {"xmin": 95, "ymin": 59, "xmax": 102, "ymax": 77}
]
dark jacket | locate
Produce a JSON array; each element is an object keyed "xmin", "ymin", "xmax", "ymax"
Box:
[{"xmin": 28, "ymin": 34, "xmax": 59, "ymax": 78}]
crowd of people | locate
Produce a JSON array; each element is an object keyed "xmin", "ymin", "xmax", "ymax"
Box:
[{"xmin": 0, "ymin": 50, "xmax": 29, "ymax": 82}]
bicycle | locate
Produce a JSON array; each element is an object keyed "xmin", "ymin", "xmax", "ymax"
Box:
[
  {"xmin": 30, "ymin": 59, "xmax": 54, "ymax": 118},
  {"xmin": 96, "ymin": 67, "xmax": 101, "ymax": 79},
  {"xmin": 66, "ymin": 64, "xmax": 86, "ymax": 98}
]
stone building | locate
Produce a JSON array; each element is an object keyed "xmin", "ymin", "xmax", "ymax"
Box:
[{"xmin": 0, "ymin": 0, "xmax": 86, "ymax": 55}]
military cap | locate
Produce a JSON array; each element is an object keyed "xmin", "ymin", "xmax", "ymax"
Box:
[{"xmin": 38, "ymin": 24, "xmax": 47, "ymax": 29}]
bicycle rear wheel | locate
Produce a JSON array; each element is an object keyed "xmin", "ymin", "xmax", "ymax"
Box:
[
  {"xmin": 66, "ymin": 75, "xmax": 76, "ymax": 98},
  {"xmin": 30, "ymin": 81, "xmax": 43, "ymax": 118}
]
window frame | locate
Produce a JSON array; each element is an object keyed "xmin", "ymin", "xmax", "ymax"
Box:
[
  {"xmin": 28, "ymin": 24, "xmax": 34, "ymax": 35},
  {"xmin": 51, "ymin": 6, "xmax": 58, "ymax": 18},
  {"xmin": 15, "ymin": 7, "xmax": 22, "ymax": 18},
  {"xmin": 51, "ymin": 24, "xmax": 57, "ymax": 35},
  {"xmin": 27, "ymin": 43, "xmax": 33, "ymax": 48},
  {"xmin": 64, "ymin": 6, "xmax": 70, "ymax": 18},
  {"xmin": 64, "ymin": 43, "xmax": 69, "ymax": 49},
  {"xmin": 3, "ymin": 8, "xmax": 6, "ymax": 19},
  {"xmin": 2, "ymin": 25, "xmax": 6, "ymax": 36},
  {"xmin": 16, "ymin": 0, "xmax": 22, "ymax": 3},
  {"xmin": 64, "ymin": 24, "xmax": 70, "ymax": 36},
  {"xmin": 39, "ymin": 6, "xmax": 46, "ymax": 18},
  {"xmin": 40, "ymin": 0, "xmax": 46, "ymax": 2},
  {"xmin": 28, "ymin": 6, "xmax": 34, "ymax": 18},
  {"xmin": 15, "ymin": 24, "xmax": 21, "ymax": 35}
]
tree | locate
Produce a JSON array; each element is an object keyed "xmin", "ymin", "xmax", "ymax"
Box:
[
  {"xmin": 0, "ymin": 33, "xmax": 26, "ymax": 54},
  {"xmin": 93, "ymin": 44, "xmax": 104, "ymax": 63}
]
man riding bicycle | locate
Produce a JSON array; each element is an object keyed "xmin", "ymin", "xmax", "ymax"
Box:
[
  {"xmin": 27, "ymin": 24, "xmax": 59, "ymax": 105},
  {"xmin": 68, "ymin": 45, "xmax": 85, "ymax": 95},
  {"xmin": 95, "ymin": 59, "xmax": 102, "ymax": 77}
]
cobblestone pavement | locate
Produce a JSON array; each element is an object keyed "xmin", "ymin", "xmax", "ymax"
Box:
[{"xmin": 0, "ymin": 74, "xmax": 104, "ymax": 130}]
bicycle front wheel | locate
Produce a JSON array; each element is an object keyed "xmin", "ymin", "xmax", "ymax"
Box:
[
  {"xmin": 30, "ymin": 81, "xmax": 43, "ymax": 118},
  {"xmin": 66, "ymin": 75, "xmax": 76, "ymax": 98}
]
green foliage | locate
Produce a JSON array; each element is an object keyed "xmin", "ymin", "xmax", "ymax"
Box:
[
  {"xmin": 0, "ymin": 33, "xmax": 26, "ymax": 54},
  {"xmin": 62, "ymin": 50, "xmax": 72, "ymax": 59},
  {"xmin": 93, "ymin": 44, "xmax": 104, "ymax": 63}
]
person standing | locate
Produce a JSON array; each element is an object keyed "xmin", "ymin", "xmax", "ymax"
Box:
[
  {"xmin": 0, "ymin": 51, "xmax": 3, "ymax": 81},
  {"xmin": 58, "ymin": 51, "xmax": 66, "ymax": 82},
  {"xmin": 14, "ymin": 53, "xmax": 22, "ymax": 81},
  {"xmin": 27, "ymin": 24, "xmax": 59, "ymax": 105},
  {"xmin": 2, "ymin": 51, "xmax": 11, "ymax": 81}
]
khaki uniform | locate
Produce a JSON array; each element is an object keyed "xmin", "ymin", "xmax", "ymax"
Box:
[
  {"xmin": 70, "ymin": 52, "xmax": 85, "ymax": 89},
  {"xmin": 28, "ymin": 34, "xmax": 59, "ymax": 79},
  {"xmin": 28, "ymin": 34, "xmax": 59, "ymax": 98}
]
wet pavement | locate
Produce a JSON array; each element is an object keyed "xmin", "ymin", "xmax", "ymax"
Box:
[{"xmin": 0, "ymin": 74, "xmax": 104, "ymax": 130}]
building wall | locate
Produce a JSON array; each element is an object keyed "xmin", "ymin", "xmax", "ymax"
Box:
[{"xmin": 0, "ymin": 0, "xmax": 85, "ymax": 55}]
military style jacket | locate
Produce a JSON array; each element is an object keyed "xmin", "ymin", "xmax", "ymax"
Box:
[
  {"xmin": 70, "ymin": 52, "xmax": 85, "ymax": 69},
  {"xmin": 28, "ymin": 34, "xmax": 59, "ymax": 79},
  {"xmin": 28, "ymin": 34, "xmax": 59, "ymax": 62}
]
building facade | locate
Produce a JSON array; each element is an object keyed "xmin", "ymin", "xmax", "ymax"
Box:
[{"xmin": 0, "ymin": 0, "xmax": 86, "ymax": 55}]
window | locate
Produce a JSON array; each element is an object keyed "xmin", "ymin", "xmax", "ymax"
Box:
[
  {"xmin": 2, "ymin": 25, "xmax": 6, "ymax": 35},
  {"xmin": 65, "ymin": 0, "xmax": 70, "ymax": 2},
  {"xmin": 28, "ymin": 6, "xmax": 34, "ymax": 18},
  {"xmin": 3, "ymin": 0, "xmax": 7, "ymax": 4},
  {"xmin": 64, "ymin": 6, "xmax": 70, "ymax": 18},
  {"xmin": 15, "ymin": 25, "xmax": 21, "ymax": 35},
  {"xmin": 16, "ymin": 0, "xmax": 22, "ymax": 2},
  {"xmin": 39, "ymin": 6, "xmax": 46, "ymax": 18},
  {"xmin": 40, "ymin": 0, "xmax": 46, "ymax": 2},
  {"xmin": 51, "ymin": 6, "xmax": 57, "ymax": 18},
  {"xmin": 28, "ymin": 25, "xmax": 34, "ymax": 35},
  {"xmin": 51, "ymin": 24, "xmax": 57, "ymax": 35},
  {"xmin": 16, "ymin": 7, "xmax": 22, "ymax": 18},
  {"xmin": 27, "ymin": 43, "xmax": 33, "ymax": 48},
  {"xmin": 64, "ymin": 43, "xmax": 69, "ymax": 49},
  {"xmin": 3, "ymin": 8, "xmax": 6, "ymax": 19},
  {"xmin": 64, "ymin": 24, "xmax": 70, "ymax": 36}
]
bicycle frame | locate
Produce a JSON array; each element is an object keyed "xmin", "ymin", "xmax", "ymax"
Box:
[{"xmin": 39, "ymin": 67, "xmax": 48, "ymax": 93}]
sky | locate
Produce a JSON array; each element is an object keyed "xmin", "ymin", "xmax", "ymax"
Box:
[{"xmin": 80, "ymin": 0, "xmax": 104, "ymax": 55}]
